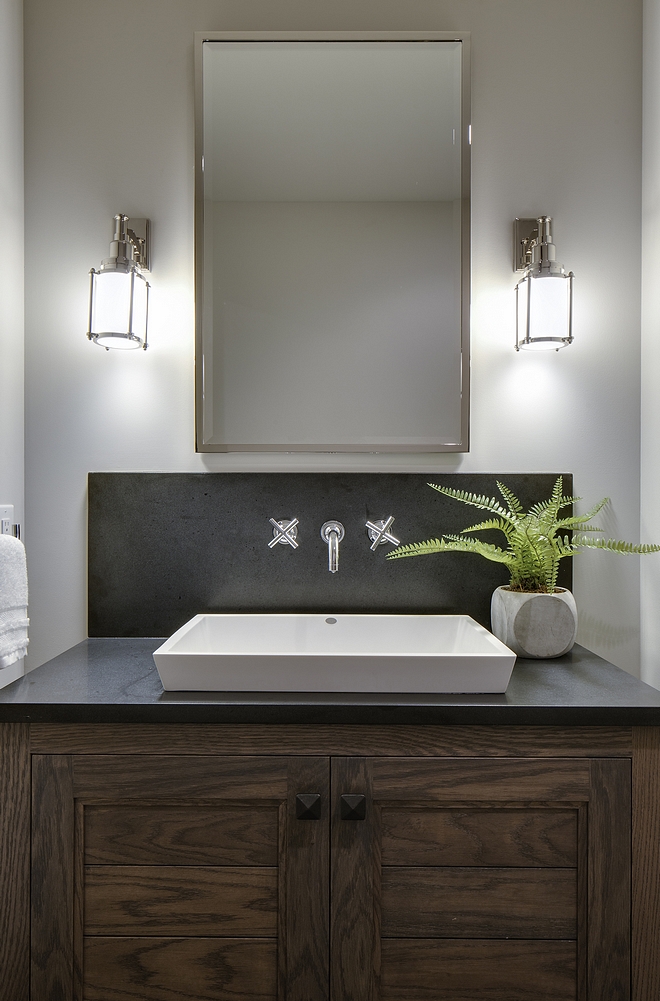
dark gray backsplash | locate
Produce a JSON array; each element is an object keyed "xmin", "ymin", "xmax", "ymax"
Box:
[{"xmin": 88, "ymin": 473, "xmax": 573, "ymax": 637}]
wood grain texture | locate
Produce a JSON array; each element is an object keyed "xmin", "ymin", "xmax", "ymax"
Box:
[
  {"xmin": 0, "ymin": 723, "xmax": 30, "ymax": 1001},
  {"xmin": 84, "ymin": 866, "xmax": 278, "ymax": 935},
  {"xmin": 632, "ymin": 727, "xmax": 660, "ymax": 1001},
  {"xmin": 381, "ymin": 866, "xmax": 576, "ymax": 939},
  {"xmin": 284, "ymin": 756, "xmax": 330, "ymax": 1001},
  {"xmin": 330, "ymin": 757, "xmax": 379, "ymax": 1001},
  {"xmin": 72, "ymin": 754, "xmax": 289, "ymax": 800},
  {"xmin": 380, "ymin": 939, "xmax": 577, "ymax": 1000},
  {"xmin": 84, "ymin": 937, "xmax": 277, "ymax": 1001},
  {"xmin": 84, "ymin": 803, "xmax": 278, "ymax": 865},
  {"xmin": 31, "ymin": 754, "xmax": 75, "ymax": 1001},
  {"xmin": 371, "ymin": 757, "xmax": 590, "ymax": 802},
  {"xmin": 589, "ymin": 758, "xmax": 631, "ymax": 1001},
  {"xmin": 30, "ymin": 723, "xmax": 632, "ymax": 757},
  {"xmin": 277, "ymin": 801, "xmax": 286, "ymax": 1001},
  {"xmin": 576, "ymin": 802, "xmax": 588, "ymax": 1001},
  {"xmin": 74, "ymin": 800, "xmax": 85, "ymax": 1001},
  {"xmin": 381, "ymin": 807, "xmax": 578, "ymax": 867}
]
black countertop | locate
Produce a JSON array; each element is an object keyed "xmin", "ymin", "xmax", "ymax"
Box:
[{"xmin": 1, "ymin": 639, "xmax": 660, "ymax": 725}]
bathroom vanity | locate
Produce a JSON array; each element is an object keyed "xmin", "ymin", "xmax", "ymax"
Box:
[{"xmin": 1, "ymin": 638, "xmax": 660, "ymax": 1001}]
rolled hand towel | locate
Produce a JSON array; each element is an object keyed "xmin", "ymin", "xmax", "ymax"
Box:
[{"xmin": 0, "ymin": 535, "xmax": 29, "ymax": 669}]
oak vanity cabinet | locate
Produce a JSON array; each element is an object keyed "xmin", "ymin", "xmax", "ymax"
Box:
[{"xmin": 29, "ymin": 733, "xmax": 632, "ymax": 1001}]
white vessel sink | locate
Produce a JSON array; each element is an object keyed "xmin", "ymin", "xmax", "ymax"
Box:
[{"xmin": 153, "ymin": 613, "xmax": 516, "ymax": 693}]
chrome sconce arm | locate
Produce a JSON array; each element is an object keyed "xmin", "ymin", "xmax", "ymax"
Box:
[
  {"xmin": 87, "ymin": 214, "xmax": 151, "ymax": 351},
  {"xmin": 514, "ymin": 216, "xmax": 574, "ymax": 352}
]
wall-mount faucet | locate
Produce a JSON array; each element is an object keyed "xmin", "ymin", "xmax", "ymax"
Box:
[
  {"xmin": 365, "ymin": 516, "xmax": 400, "ymax": 551},
  {"xmin": 320, "ymin": 521, "xmax": 344, "ymax": 573}
]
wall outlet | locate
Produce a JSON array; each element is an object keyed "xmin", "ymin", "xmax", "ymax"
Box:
[
  {"xmin": 0, "ymin": 505, "xmax": 19, "ymax": 538},
  {"xmin": 0, "ymin": 505, "xmax": 14, "ymax": 535}
]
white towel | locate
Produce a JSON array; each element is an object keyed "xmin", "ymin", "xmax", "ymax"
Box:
[{"xmin": 0, "ymin": 535, "xmax": 29, "ymax": 669}]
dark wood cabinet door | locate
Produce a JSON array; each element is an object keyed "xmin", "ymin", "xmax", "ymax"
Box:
[
  {"xmin": 31, "ymin": 755, "xmax": 329, "ymax": 1001},
  {"xmin": 331, "ymin": 756, "xmax": 631, "ymax": 1001}
]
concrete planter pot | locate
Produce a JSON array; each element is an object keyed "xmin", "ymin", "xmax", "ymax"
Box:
[{"xmin": 490, "ymin": 586, "xmax": 578, "ymax": 659}]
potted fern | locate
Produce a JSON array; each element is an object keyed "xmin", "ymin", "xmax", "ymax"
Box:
[{"xmin": 387, "ymin": 478, "xmax": 660, "ymax": 659}]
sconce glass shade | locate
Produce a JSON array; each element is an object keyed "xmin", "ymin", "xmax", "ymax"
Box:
[
  {"xmin": 515, "ymin": 270, "xmax": 574, "ymax": 352},
  {"xmin": 88, "ymin": 268, "xmax": 150, "ymax": 350}
]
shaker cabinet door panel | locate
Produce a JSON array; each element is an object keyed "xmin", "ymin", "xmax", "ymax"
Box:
[
  {"xmin": 331, "ymin": 756, "xmax": 630, "ymax": 1001},
  {"xmin": 84, "ymin": 937, "xmax": 278, "ymax": 1001},
  {"xmin": 31, "ymin": 754, "xmax": 329, "ymax": 1001},
  {"xmin": 83, "ymin": 865, "xmax": 279, "ymax": 936}
]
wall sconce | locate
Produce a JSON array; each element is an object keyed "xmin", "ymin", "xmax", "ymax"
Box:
[
  {"xmin": 87, "ymin": 214, "xmax": 151, "ymax": 350},
  {"xmin": 514, "ymin": 216, "xmax": 574, "ymax": 352}
]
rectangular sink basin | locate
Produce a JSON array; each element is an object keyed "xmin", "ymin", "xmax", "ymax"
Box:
[{"xmin": 153, "ymin": 613, "xmax": 516, "ymax": 693}]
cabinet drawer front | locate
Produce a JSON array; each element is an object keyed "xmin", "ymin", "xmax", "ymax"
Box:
[
  {"xmin": 381, "ymin": 807, "xmax": 578, "ymax": 867},
  {"xmin": 85, "ymin": 866, "xmax": 278, "ymax": 936},
  {"xmin": 382, "ymin": 866, "xmax": 576, "ymax": 939},
  {"xmin": 84, "ymin": 804, "xmax": 278, "ymax": 865},
  {"xmin": 84, "ymin": 937, "xmax": 277, "ymax": 1001},
  {"xmin": 380, "ymin": 939, "xmax": 576, "ymax": 1001}
]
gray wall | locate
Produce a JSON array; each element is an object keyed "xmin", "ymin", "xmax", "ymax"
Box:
[
  {"xmin": 24, "ymin": 0, "xmax": 643, "ymax": 674},
  {"xmin": 0, "ymin": 0, "xmax": 25, "ymax": 688},
  {"xmin": 641, "ymin": 0, "xmax": 660, "ymax": 688}
]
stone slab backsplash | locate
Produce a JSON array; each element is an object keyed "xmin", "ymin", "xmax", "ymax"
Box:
[{"xmin": 88, "ymin": 472, "xmax": 572, "ymax": 637}]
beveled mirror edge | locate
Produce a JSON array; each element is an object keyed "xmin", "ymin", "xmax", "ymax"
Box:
[{"xmin": 193, "ymin": 30, "xmax": 471, "ymax": 454}]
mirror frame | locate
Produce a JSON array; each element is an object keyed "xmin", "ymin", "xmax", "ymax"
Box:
[{"xmin": 194, "ymin": 30, "xmax": 471, "ymax": 452}]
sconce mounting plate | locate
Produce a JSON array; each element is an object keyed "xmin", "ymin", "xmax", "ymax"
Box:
[
  {"xmin": 126, "ymin": 217, "xmax": 151, "ymax": 272},
  {"xmin": 514, "ymin": 217, "xmax": 539, "ymax": 272}
]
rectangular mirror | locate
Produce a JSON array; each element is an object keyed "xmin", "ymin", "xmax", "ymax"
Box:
[{"xmin": 195, "ymin": 32, "xmax": 470, "ymax": 452}]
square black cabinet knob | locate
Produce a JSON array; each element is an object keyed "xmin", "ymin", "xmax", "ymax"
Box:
[
  {"xmin": 296, "ymin": 793, "xmax": 322, "ymax": 820},
  {"xmin": 340, "ymin": 794, "xmax": 366, "ymax": 821}
]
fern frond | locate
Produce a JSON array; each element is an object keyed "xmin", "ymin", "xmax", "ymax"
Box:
[
  {"xmin": 387, "ymin": 535, "xmax": 514, "ymax": 565},
  {"xmin": 555, "ymin": 517, "xmax": 603, "ymax": 532},
  {"xmin": 536, "ymin": 478, "xmax": 565, "ymax": 531},
  {"xmin": 434, "ymin": 534, "xmax": 516, "ymax": 564},
  {"xmin": 427, "ymin": 484, "xmax": 516, "ymax": 523},
  {"xmin": 528, "ymin": 499, "xmax": 552, "ymax": 518},
  {"xmin": 386, "ymin": 538, "xmax": 450, "ymax": 559},
  {"xmin": 573, "ymin": 537, "xmax": 660, "ymax": 554},
  {"xmin": 529, "ymin": 492, "xmax": 581, "ymax": 518},
  {"xmin": 555, "ymin": 538, "xmax": 578, "ymax": 558},
  {"xmin": 546, "ymin": 558, "xmax": 560, "ymax": 593},
  {"xmin": 460, "ymin": 518, "xmax": 514, "ymax": 539},
  {"xmin": 574, "ymin": 496, "xmax": 609, "ymax": 524},
  {"xmin": 496, "ymin": 482, "xmax": 524, "ymax": 516}
]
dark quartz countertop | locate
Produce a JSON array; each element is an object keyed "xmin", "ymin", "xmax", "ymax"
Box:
[{"xmin": 0, "ymin": 638, "xmax": 660, "ymax": 725}]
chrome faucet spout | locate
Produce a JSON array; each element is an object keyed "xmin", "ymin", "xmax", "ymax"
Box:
[
  {"xmin": 328, "ymin": 530, "xmax": 339, "ymax": 573},
  {"xmin": 320, "ymin": 521, "xmax": 345, "ymax": 573}
]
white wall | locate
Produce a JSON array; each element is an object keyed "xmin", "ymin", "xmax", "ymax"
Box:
[
  {"xmin": 24, "ymin": 0, "xmax": 644, "ymax": 675},
  {"xmin": 641, "ymin": 0, "xmax": 660, "ymax": 688},
  {"xmin": 0, "ymin": 0, "xmax": 25, "ymax": 688}
]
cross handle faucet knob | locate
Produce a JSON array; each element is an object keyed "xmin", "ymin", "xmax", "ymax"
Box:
[{"xmin": 366, "ymin": 516, "xmax": 400, "ymax": 551}]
